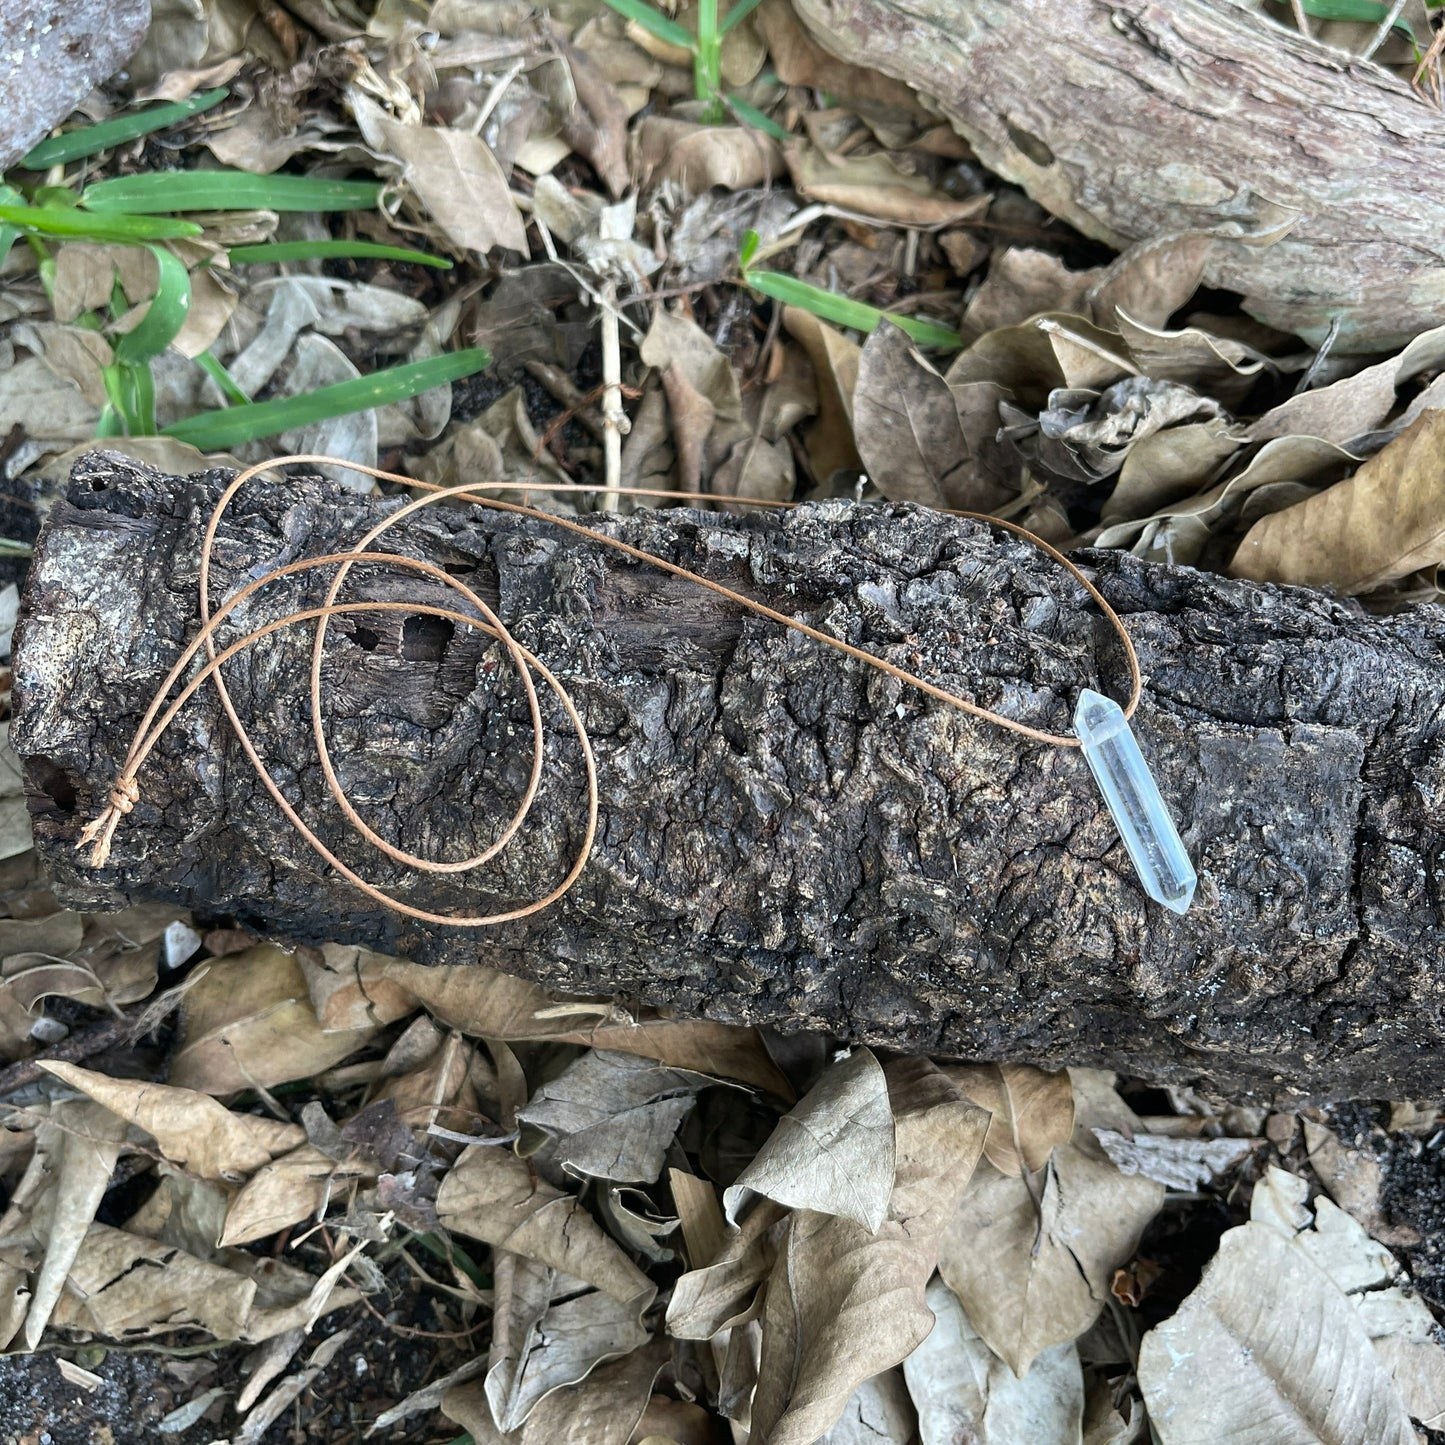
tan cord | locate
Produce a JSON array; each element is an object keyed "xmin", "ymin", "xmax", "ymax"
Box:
[{"xmin": 78, "ymin": 453, "xmax": 1143, "ymax": 925}]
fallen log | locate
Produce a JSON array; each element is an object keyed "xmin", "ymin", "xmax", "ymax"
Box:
[
  {"xmin": 12, "ymin": 452, "xmax": 1442, "ymax": 1100},
  {"xmin": 786, "ymin": 0, "xmax": 1445, "ymax": 352}
]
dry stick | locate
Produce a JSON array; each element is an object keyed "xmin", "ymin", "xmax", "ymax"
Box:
[
  {"xmin": 599, "ymin": 281, "xmax": 627, "ymax": 511},
  {"xmin": 1363, "ymin": 0, "xmax": 1409, "ymax": 60},
  {"xmin": 77, "ymin": 456, "xmax": 1143, "ymax": 930},
  {"xmin": 1290, "ymin": 0, "xmax": 1312, "ymax": 38}
]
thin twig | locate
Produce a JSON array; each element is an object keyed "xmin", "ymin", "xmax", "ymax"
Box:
[
  {"xmin": 1290, "ymin": 0, "xmax": 1312, "ymax": 39},
  {"xmin": 599, "ymin": 280, "xmax": 627, "ymax": 512},
  {"xmin": 1362, "ymin": 0, "xmax": 1408, "ymax": 61}
]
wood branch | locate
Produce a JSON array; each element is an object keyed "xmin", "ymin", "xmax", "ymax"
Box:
[
  {"xmin": 786, "ymin": 0, "xmax": 1445, "ymax": 352},
  {"xmin": 12, "ymin": 452, "xmax": 1443, "ymax": 1100}
]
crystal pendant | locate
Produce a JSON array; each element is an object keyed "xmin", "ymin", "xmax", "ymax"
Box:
[{"xmin": 1073, "ymin": 689, "xmax": 1196, "ymax": 915}]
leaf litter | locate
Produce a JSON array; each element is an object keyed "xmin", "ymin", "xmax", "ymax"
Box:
[{"xmin": 6, "ymin": 0, "xmax": 1445, "ymax": 1441}]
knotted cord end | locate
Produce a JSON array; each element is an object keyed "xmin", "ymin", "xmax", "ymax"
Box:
[{"xmin": 76, "ymin": 776, "xmax": 139, "ymax": 869}]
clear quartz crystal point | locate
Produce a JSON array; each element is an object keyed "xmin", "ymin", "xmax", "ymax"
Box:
[{"xmin": 1073, "ymin": 688, "xmax": 1196, "ymax": 915}]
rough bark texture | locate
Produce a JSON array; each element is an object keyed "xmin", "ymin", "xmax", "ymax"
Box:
[
  {"xmin": 12, "ymin": 453, "xmax": 1445, "ymax": 1100},
  {"xmin": 0, "ymin": 0, "xmax": 152, "ymax": 170},
  {"xmin": 788, "ymin": 0, "xmax": 1445, "ymax": 352}
]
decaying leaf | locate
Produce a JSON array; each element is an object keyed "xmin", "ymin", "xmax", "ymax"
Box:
[
  {"xmin": 351, "ymin": 92, "xmax": 528, "ymax": 256},
  {"xmin": 903, "ymin": 1276, "xmax": 1084, "ymax": 1445},
  {"xmin": 443, "ymin": 1333, "xmax": 668, "ymax": 1444},
  {"xmin": 517, "ymin": 1049, "xmax": 709, "ymax": 1183},
  {"xmin": 964, "ymin": 248, "xmax": 1099, "ymax": 336},
  {"xmin": 632, "ymin": 117, "xmax": 783, "ymax": 196},
  {"xmin": 1231, "ymin": 410, "xmax": 1445, "ymax": 593},
  {"xmin": 1250, "ymin": 1164, "xmax": 1445, "ymax": 1426},
  {"xmin": 746, "ymin": 1059, "xmax": 989, "ymax": 1445},
  {"xmin": 785, "ymin": 140, "xmax": 989, "ymax": 227},
  {"xmin": 853, "ymin": 323, "xmax": 1014, "ymax": 512},
  {"xmin": 219, "ymin": 1144, "xmax": 375, "ymax": 1248},
  {"xmin": 783, "ymin": 305, "xmax": 863, "ymax": 484},
  {"xmin": 819, "ymin": 1370, "xmax": 918, "ymax": 1444},
  {"xmin": 435, "ymin": 1145, "xmax": 655, "ymax": 1310},
  {"xmin": 2, "ymin": 1100, "xmax": 128, "ymax": 1350},
  {"xmin": 723, "ymin": 1046, "xmax": 894, "ymax": 1231},
  {"xmin": 483, "ymin": 1251, "xmax": 651, "ymax": 1433},
  {"xmin": 306, "ymin": 945, "xmax": 790, "ymax": 1094},
  {"xmin": 171, "ymin": 944, "xmax": 379, "ymax": 1093},
  {"xmin": 1137, "ymin": 1221, "xmax": 1416, "ymax": 1445},
  {"xmin": 938, "ymin": 1136, "xmax": 1163, "ymax": 1377},
  {"xmin": 1091, "ymin": 1127, "xmax": 1255, "ymax": 1191},
  {"xmin": 39, "ymin": 1062, "xmax": 304, "ymax": 1181},
  {"xmin": 946, "ymin": 1063, "xmax": 1075, "ymax": 1177}
]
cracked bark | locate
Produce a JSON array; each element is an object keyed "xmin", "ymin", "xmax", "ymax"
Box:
[
  {"xmin": 12, "ymin": 453, "xmax": 1444, "ymax": 1100},
  {"xmin": 785, "ymin": 0, "xmax": 1445, "ymax": 351}
]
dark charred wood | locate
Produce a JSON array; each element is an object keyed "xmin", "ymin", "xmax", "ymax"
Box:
[{"xmin": 12, "ymin": 452, "xmax": 1444, "ymax": 1100}]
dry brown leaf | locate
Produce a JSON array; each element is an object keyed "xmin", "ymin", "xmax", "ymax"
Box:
[
  {"xmin": 49, "ymin": 1222, "xmax": 259, "ymax": 1341},
  {"xmin": 39, "ymin": 1063, "xmax": 303, "ymax": 1181},
  {"xmin": 517, "ymin": 1049, "xmax": 708, "ymax": 1184},
  {"xmin": 1137, "ymin": 1222, "xmax": 1416, "ymax": 1445},
  {"xmin": 220, "ymin": 1144, "xmax": 374, "ymax": 1248},
  {"xmin": 723, "ymin": 1046, "xmax": 894, "ymax": 1231},
  {"xmin": 351, "ymin": 93, "xmax": 527, "ymax": 256},
  {"xmin": 557, "ymin": 39, "xmax": 631, "ymax": 198},
  {"xmin": 746, "ymin": 1058, "xmax": 989, "ymax": 1445},
  {"xmin": 444, "ymin": 1334, "xmax": 668, "ymax": 1444},
  {"xmin": 945, "ymin": 1063, "xmax": 1075, "ymax": 1177},
  {"xmin": 785, "ymin": 141, "xmax": 991, "ymax": 226},
  {"xmin": 7, "ymin": 1099, "xmax": 128, "ymax": 1350},
  {"xmin": 752, "ymin": 0, "xmax": 929, "ymax": 117},
  {"xmin": 938, "ymin": 1137, "xmax": 1163, "ymax": 1377},
  {"xmin": 903, "ymin": 1276, "xmax": 1084, "ymax": 1443},
  {"xmin": 1230, "ymin": 410, "xmax": 1445, "ymax": 593},
  {"xmin": 170, "ymin": 944, "xmax": 380, "ymax": 1094},
  {"xmin": 1092, "ymin": 1128, "xmax": 1255, "ymax": 1191},
  {"xmin": 308, "ymin": 946, "xmax": 789, "ymax": 1094},
  {"xmin": 964, "ymin": 248, "xmax": 1101, "ymax": 336},
  {"xmin": 1095, "ymin": 433, "xmax": 1360, "ymax": 564},
  {"xmin": 435, "ymin": 1145, "xmax": 656, "ymax": 1309},
  {"xmin": 667, "ymin": 1198, "xmax": 788, "ymax": 1341},
  {"xmin": 945, "ymin": 313, "xmax": 1130, "ymax": 409},
  {"xmin": 632, "ymin": 117, "xmax": 783, "ymax": 196},
  {"xmin": 1113, "ymin": 311, "xmax": 1271, "ymax": 408},
  {"xmin": 1101, "ymin": 418, "xmax": 1242, "ymax": 524},
  {"xmin": 1246, "ymin": 323, "xmax": 1445, "ymax": 447},
  {"xmin": 783, "ymin": 306, "xmax": 862, "ymax": 483},
  {"xmin": 819, "ymin": 1371, "xmax": 918, "ymax": 1444},
  {"xmin": 485, "ymin": 1250, "xmax": 652, "ymax": 1432},
  {"xmin": 1087, "ymin": 233, "xmax": 1215, "ymax": 331},
  {"xmin": 853, "ymin": 322, "xmax": 1014, "ymax": 512}
]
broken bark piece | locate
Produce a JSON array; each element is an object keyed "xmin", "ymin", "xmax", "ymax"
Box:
[
  {"xmin": 12, "ymin": 452, "xmax": 1444, "ymax": 1100},
  {"xmin": 789, "ymin": 0, "xmax": 1445, "ymax": 351},
  {"xmin": 0, "ymin": 0, "xmax": 153, "ymax": 171}
]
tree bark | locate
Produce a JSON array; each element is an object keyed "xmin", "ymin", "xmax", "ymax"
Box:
[
  {"xmin": 787, "ymin": 0, "xmax": 1445, "ymax": 353},
  {"xmin": 12, "ymin": 452, "xmax": 1444, "ymax": 1100}
]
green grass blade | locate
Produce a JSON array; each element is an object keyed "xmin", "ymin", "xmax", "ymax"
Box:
[
  {"xmin": 0, "ymin": 204, "xmax": 202, "ymax": 242},
  {"xmin": 194, "ymin": 350, "xmax": 251, "ymax": 406},
  {"xmin": 228, "ymin": 239, "xmax": 452, "ymax": 269},
  {"xmin": 744, "ymin": 269, "xmax": 964, "ymax": 348},
  {"xmin": 725, "ymin": 93, "xmax": 790, "ymax": 140},
  {"xmin": 163, "ymin": 348, "xmax": 492, "ymax": 450},
  {"xmin": 1299, "ymin": 0, "xmax": 1414, "ymax": 28},
  {"xmin": 21, "ymin": 88, "xmax": 229, "ymax": 170},
  {"xmin": 113, "ymin": 246, "xmax": 191, "ymax": 365},
  {"xmin": 601, "ymin": 0, "xmax": 695, "ymax": 50},
  {"xmin": 720, "ymin": 0, "xmax": 765, "ymax": 33},
  {"xmin": 82, "ymin": 171, "xmax": 382, "ymax": 215}
]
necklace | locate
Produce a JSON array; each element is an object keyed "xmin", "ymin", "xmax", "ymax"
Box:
[{"xmin": 78, "ymin": 454, "xmax": 1196, "ymax": 919}]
